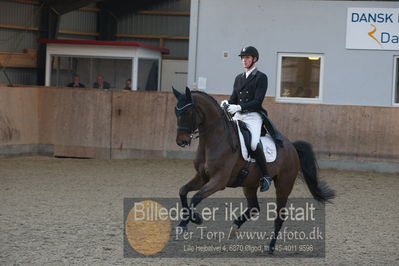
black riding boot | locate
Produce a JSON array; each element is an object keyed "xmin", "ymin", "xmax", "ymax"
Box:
[{"xmin": 253, "ymin": 142, "xmax": 272, "ymax": 192}]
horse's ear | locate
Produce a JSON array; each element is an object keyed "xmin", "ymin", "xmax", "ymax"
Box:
[
  {"xmin": 172, "ymin": 87, "xmax": 181, "ymax": 99},
  {"xmin": 185, "ymin": 87, "xmax": 192, "ymax": 103}
]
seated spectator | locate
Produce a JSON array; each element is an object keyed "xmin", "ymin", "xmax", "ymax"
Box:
[
  {"xmin": 93, "ymin": 75, "xmax": 111, "ymax": 89},
  {"xmin": 124, "ymin": 79, "xmax": 132, "ymax": 90},
  {"xmin": 67, "ymin": 75, "xmax": 85, "ymax": 88}
]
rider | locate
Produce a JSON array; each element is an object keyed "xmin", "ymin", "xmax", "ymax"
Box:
[{"xmin": 220, "ymin": 46, "xmax": 272, "ymax": 192}]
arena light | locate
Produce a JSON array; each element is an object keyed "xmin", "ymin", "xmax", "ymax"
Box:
[{"xmin": 308, "ymin": 57, "xmax": 320, "ymax": 60}]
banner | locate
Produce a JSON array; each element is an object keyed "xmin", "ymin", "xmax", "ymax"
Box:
[
  {"xmin": 123, "ymin": 197, "xmax": 326, "ymax": 258},
  {"xmin": 346, "ymin": 7, "xmax": 399, "ymax": 50}
]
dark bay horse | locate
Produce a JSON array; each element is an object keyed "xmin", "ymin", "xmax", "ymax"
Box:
[{"xmin": 173, "ymin": 87, "xmax": 335, "ymax": 253}]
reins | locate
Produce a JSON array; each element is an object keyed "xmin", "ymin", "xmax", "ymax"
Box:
[
  {"xmin": 175, "ymin": 92, "xmax": 239, "ymax": 153},
  {"xmin": 190, "ymin": 102, "xmax": 238, "ymax": 153},
  {"xmin": 222, "ymin": 105, "xmax": 238, "ymax": 153}
]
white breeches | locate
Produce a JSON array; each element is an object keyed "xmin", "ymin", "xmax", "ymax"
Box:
[{"xmin": 233, "ymin": 111, "xmax": 262, "ymax": 151}]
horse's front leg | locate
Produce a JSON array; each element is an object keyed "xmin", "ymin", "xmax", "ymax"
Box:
[
  {"xmin": 178, "ymin": 173, "xmax": 205, "ymax": 229},
  {"xmin": 188, "ymin": 172, "xmax": 229, "ymax": 223}
]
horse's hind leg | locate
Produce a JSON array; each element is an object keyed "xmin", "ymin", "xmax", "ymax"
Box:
[
  {"xmin": 268, "ymin": 197, "xmax": 288, "ymax": 253},
  {"xmin": 178, "ymin": 173, "xmax": 205, "ymax": 228},
  {"xmin": 269, "ymin": 172, "xmax": 296, "ymax": 253},
  {"xmin": 231, "ymin": 187, "xmax": 259, "ymax": 231}
]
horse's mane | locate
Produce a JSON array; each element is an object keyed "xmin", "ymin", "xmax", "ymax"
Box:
[
  {"xmin": 191, "ymin": 90, "xmax": 222, "ymax": 111},
  {"xmin": 191, "ymin": 90, "xmax": 237, "ymax": 152}
]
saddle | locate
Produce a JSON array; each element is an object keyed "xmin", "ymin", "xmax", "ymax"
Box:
[
  {"xmin": 235, "ymin": 120, "xmax": 277, "ymax": 163},
  {"xmin": 229, "ymin": 120, "xmax": 278, "ymax": 187},
  {"xmin": 223, "ymin": 107, "xmax": 283, "ymax": 187},
  {"xmin": 233, "ymin": 108, "xmax": 284, "ymax": 151}
]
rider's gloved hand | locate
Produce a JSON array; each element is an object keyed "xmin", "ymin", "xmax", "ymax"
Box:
[
  {"xmin": 227, "ymin": 104, "xmax": 241, "ymax": 115},
  {"xmin": 220, "ymin": 100, "xmax": 229, "ymax": 108}
]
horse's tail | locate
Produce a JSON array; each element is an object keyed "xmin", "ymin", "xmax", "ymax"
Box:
[{"xmin": 292, "ymin": 141, "xmax": 335, "ymax": 203}]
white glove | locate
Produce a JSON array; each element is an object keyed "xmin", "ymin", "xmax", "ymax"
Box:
[
  {"xmin": 227, "ymin": 104, "xmax": 242, "ymax": 115},
  {"xmin": 220, "ymin": 100, "xmax": 229, "ymax": 108}
]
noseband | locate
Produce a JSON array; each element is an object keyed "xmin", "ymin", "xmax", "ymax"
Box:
[
  {"xmin": 174, "ymin": 96, "xmax": 238, "ymax": 152},
  {"xmin": 175, "ymin": 102, "xmax": 200, "ymax": 139}
]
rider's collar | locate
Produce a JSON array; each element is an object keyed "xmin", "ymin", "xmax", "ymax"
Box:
[
  {"xmin": 246, "ymin": 67, "xmax": 257, "ymax": 78},
  {"xmin": 243, "ymin": 67, "xmax": 258, "ymax": 78}
]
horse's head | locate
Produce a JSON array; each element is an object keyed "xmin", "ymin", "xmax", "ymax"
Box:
[{"xmin": 173, "ymin": 87, "xmax": 198, "ymax": 147}]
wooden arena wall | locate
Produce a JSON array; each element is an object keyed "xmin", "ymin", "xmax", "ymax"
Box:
[
  {"xmin": 0, "ymin": 86, "xmax": 41, "ymax": 156},
  {"xmin": 0, "ymin": 86, "xmax": 398, "ymax": 163}
]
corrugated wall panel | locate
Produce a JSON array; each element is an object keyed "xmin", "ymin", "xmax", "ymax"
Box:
[
  {"xmin": 59, "ymin": 10, "xmax": 97, "ymax": 33},
  {"xmin": 0, "ymin": 0, "xmax": 190, "ymax": 86},
  {"xmin": 150, "ymin": 0, "xmax": 191, "ymax": 12},
  {"xmin": 164, "ymin": 39, "xmax": 188, "ymax": 58},
  {"xmin": 0, "ymin": 29, "xmax": 39, "ymax": 52},
  {"xmin": 0, "ymin": 1, "xmax": 40, "ymax": 27},
  {"xmin": 0, "ymin": 1, "xmax": 40, "ymax": 53},
  {"xmin": 0, "ymin": 68, "xmax": 37, "ymax": 85},
  {"xmin": 116, "ymin": 0, "xmax": 190, "ymax": 57},
  {"xmin": 0, "ymin": 1, "xmax": 39, "ymax": 85},
  {"xmin": 118, "ymin": 14, "xmax": 189, "ymax": 36}
]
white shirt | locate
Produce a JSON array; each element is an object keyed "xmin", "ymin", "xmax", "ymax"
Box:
[{"xmin": 245, "ymin": 67, "xmax": 257, "ymax": 78}]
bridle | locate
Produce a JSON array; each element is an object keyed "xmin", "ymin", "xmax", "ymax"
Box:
[
  {"xmin": 175, "ymin": 99, "xmax": 238, "ymax": 152},
  {"xmin": 175, "ymin": 100, "xmax": 221, "ymax": 140},
  {"xmin": 175, "ymin": 101, "xmax": 200, "ymax": 140}
]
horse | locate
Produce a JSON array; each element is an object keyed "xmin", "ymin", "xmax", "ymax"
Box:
[{"xmin": 173, "ymin": 87, "xmax": 335, "ymax": 253}]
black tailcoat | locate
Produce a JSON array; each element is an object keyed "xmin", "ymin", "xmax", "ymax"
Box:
[{"xmin": 228, "ymin": 68, "xmax": 268, "ymax": 113}]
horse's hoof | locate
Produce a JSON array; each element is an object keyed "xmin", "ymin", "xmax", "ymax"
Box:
[
  {"xmin": 268, "ymin": 247, "xmax": 275, "ymax": 255},
  {"xmin": 191, "ymin": 212, "xmax": 203, "ymax": 225},
  {"xmin": 268, "ymin": 239, "xmax": 276, "ymax": 254},
  {"xmin": 268, "ymin": 242, "xmax": 276, "ymax": 254}
]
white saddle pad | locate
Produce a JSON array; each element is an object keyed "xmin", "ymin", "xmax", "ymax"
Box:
[{"xmin": 235, "ymin": 121, "xmax": 277, "ymax": 163}]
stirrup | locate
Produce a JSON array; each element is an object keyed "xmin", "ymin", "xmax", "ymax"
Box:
[{"xmin": 260, "ymin": 176, "xmax": 272, "ymax": 192}]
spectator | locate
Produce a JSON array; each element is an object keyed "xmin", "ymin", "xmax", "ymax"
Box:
[
  {"xmin": 67, "ymin": 75, "xmax": 85, "ymax": 88},
  {"xmin": 124, "ymin": 79, "xmax": 132, "ymax": 90},
  {"xmin": 93, "ymin": 75, "xmax": 110, "ymax": 89}
]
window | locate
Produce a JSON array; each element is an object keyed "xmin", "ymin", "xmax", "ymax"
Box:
[
  {"xmin": 276, "ymin": 53, "xmax": 324, "ymax": 103},
  {"xmin": 50, "ymin": 56, "xmax": 132, "ymax": 90},
  {"xmin": 393, "ymin": 56, "xmax": 399, "ymax": 105}
]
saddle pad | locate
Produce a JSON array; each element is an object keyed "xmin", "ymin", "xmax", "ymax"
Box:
[{"xmin": 236, "ymin": 121, "xmax": 277, "ymax": 163}]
